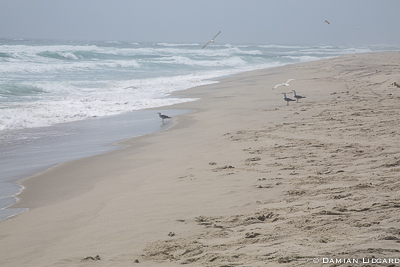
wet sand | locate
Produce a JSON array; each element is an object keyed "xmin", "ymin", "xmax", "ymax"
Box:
[{"xmin": 1, "ymin": 52, "xmax": 400, "ymax": 266}]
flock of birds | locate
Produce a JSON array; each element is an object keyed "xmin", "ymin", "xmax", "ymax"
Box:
[
  {"xmin": 157, "ymin": 79, "xmax": 305, "ymax": 123},
  {"xmin": 157, "ymin": 27, "xmax": 316, "ymax": 122},
  {"xmin": 272, "ymin": 79, "xmax": 306, "ymax": 105},
  {"xmin": 282, "ymin": 90, "xmax": 306, "ymax": 105}
]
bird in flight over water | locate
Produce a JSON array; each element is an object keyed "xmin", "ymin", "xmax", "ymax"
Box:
[{"xmin": 202, "ymin": 31, "xmax": 221, "ymax": 49}]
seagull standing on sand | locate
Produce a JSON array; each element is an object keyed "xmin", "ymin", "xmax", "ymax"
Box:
[
  {"xmin": 202, "ymin": 31, "xmax": 221, "ymax": 49},
  {"xmin": 273, "ymin": 79, "xmax": 295, "ymax": 90},
  {"xmin": 282, "ymin": 93, "xmax": 296, "ymax": 105},
  {"xmin": 292, "ymin": 90, "xmax": 306, "ymax": 103},
  {"xmin": 157, "ymin": 112, "xmax": 171, "ymax": 123}
]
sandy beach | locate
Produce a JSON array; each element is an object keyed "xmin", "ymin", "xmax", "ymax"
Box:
[{"xmin": 1, "ymin": 51, "xmax": 400, "ymax": 266}]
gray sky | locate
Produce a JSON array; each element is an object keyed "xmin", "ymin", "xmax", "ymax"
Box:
[{"xmin": 1, "ymin": 0, "xmax": 399, "ymax": 45}]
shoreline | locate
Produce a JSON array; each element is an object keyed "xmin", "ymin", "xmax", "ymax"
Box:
[
  {"xmin": 1, "ymin": 51, "xmax": 400, "ymax": 266},
  {"xmin": 0, "ymin": 108, "xmax": 190, "ymax": 220}
]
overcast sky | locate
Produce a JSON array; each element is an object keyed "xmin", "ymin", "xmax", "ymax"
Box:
[{"xmin": 1, "ymin": 0, "xmax": 399, "ymax": 45}]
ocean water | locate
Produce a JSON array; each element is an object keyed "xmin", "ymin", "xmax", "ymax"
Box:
[{"xmin": 1, "ymin": 38, "xmax": 400, "ymax": 220}]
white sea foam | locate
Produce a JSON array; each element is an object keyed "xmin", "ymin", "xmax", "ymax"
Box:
[
  {"xmin": 0, "ymin": 72, "xmax": 218, "ymax": 131},
  {"xmin": 282, "ymin": 55, "xmax": 326, "ymax": 62},
  {"xmin": 0, "ymin": 97, "xmax": 197, "ymax": 131},
  {"xmin": 156, "ymin": 42, "xmax": 201, "ymax": 47},
  {"xmin": 258, "ymin": 44, "xmax": 305, "ymax": 49}
]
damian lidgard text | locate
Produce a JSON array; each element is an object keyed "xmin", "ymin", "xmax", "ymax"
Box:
[{"xmin": 315, "ymin": 258, "xmax": 400, "ymax": 264}]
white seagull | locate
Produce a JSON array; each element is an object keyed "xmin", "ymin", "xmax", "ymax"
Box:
[
  {"xmin": 157, "ymin": 112, "xmax": 171, "ymax": 123},
  {"xmin": 273, "ymin": 79, "xmax": 295, "ymax": 90},
  {"xmin": 202, "ymin": 31, "xmax": 221, "ymax": 49}
]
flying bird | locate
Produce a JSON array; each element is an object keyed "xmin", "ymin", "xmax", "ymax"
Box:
[
  {"xmin": 324, "ymin": 20, "xmax": 330, "ymax": 24},
  {"xmin": 157, "ymin": 112, "xmax": 171, "ymax": 123},
  {"xmin": 273, "ymin": 79, "xmax": 295, "ymax": 90},
  {"xmin": 292, "ymin": 90, "xmax": 306, "ymax": 103},
  {"xmin": 202, "ymin": 31, "xmax": 221, "ymax": 49},
  {"xmin": 282, "ymin": 92, "xmax": 296, "ymax": 105}
]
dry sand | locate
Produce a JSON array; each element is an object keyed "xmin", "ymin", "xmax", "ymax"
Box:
[{"xmin": 1, "ymin": 52, "xmax": 400, "ymax": 266}]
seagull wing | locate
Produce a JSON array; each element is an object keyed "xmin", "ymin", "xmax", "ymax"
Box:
[
  {"xmin": 286, "ymin": 79, "xmax": 295, "ymax": 84},
  {"xmin": 202, "ymin": 41, "xmax": 211, "ymax": 49},
  {"xmin": 273, "ymin": 83, "xmax": 284, "ymax": 90},
  {"xmin": 212, "ymin": 31, "xmax": 221, "ymax": 40}
]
